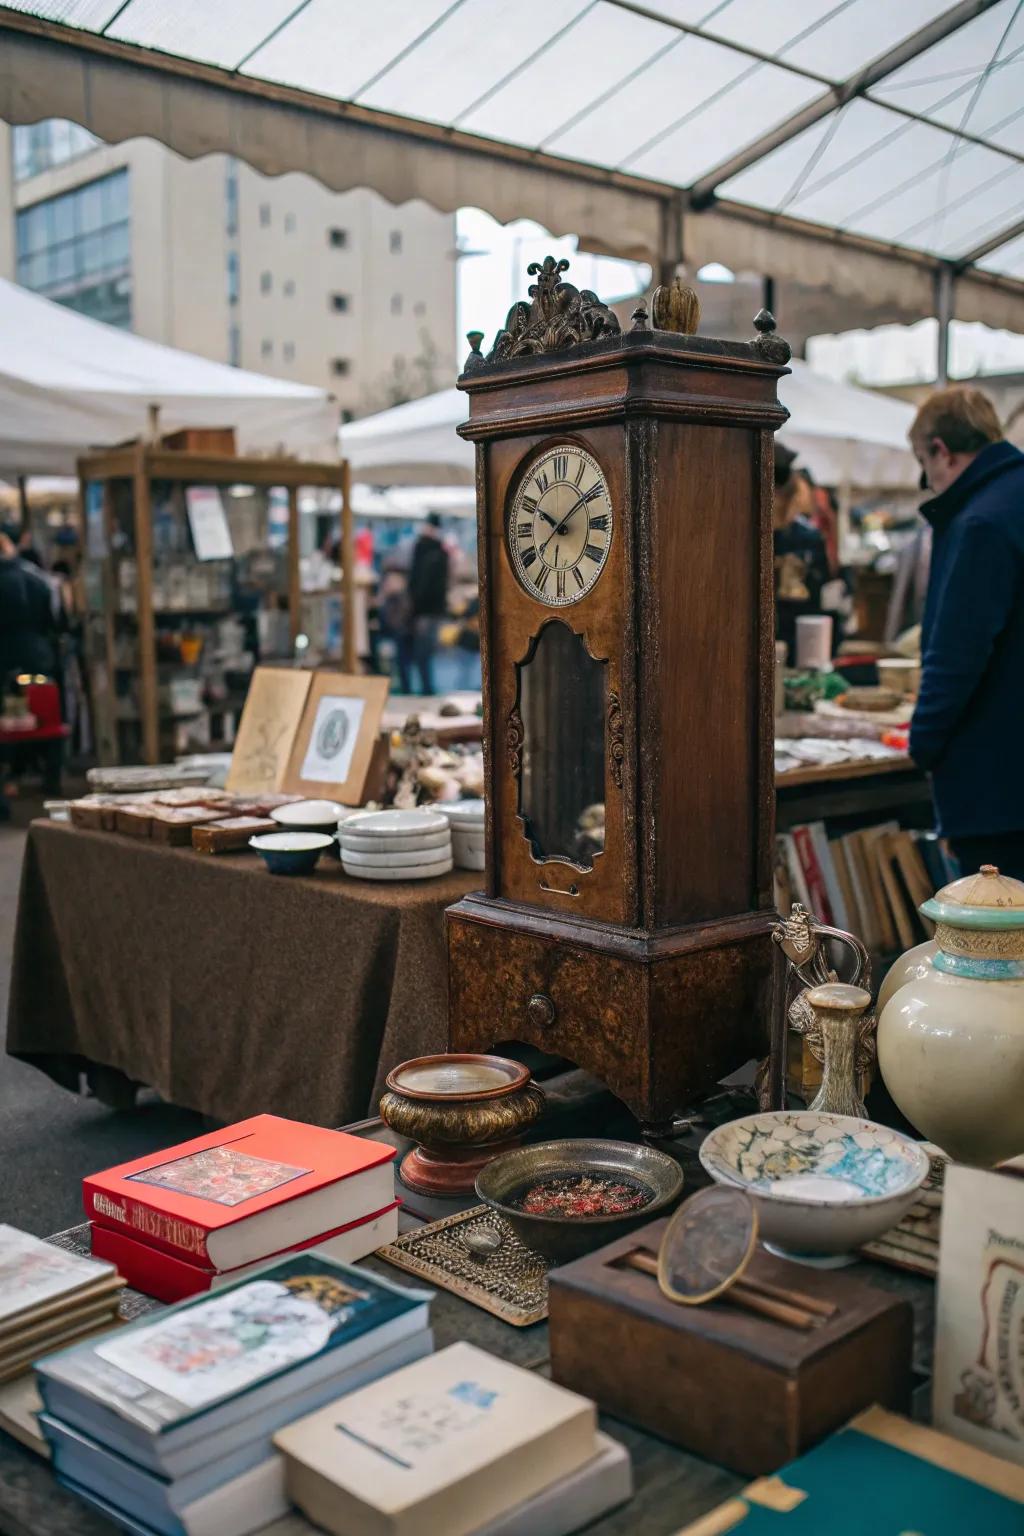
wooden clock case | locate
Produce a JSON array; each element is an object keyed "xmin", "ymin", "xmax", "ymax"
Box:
[{"xmin": 447, "ymin": 287, "xmax": 789, "ymax": 1129}]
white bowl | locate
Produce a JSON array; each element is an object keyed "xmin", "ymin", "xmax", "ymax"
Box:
[
  {"xmin": 271, "ymin": 799, "xmax": 347, "ymax": 830},
  {"xmin": 340, "ymin": 826, "xmax": 452, "ymax": 855},
  {"xmin": 342, "ymin": 855, "xmax": 453, "ymax": 881},
  {"xmin": 341, "ymin": 844, "xmax": 454, "ymax": 870},
  {"xmin": 437, "ymin": 798, "xmax": 486, "ymax": 826},
  {"xmin": 343, "ymin": 808, "xmax": 449, "ymax": 838},
  {"xmin": 451, "ymin": 825, "xmax": 485, "ymax": 871},
  {"xmin": 699, "ymin": 1111, "xmax": 930, "ymax": 1266}
]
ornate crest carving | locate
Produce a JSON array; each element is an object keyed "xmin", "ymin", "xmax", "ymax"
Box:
[
  {"xmin": 752, "ymin": 308, "xmax": 792, "ymax": 365},
  {"xmin": 607, "ymin": 690, "xmax": 624, "ymax": 789},
  {"xmin": 506, "ymin": 704, "xmax": 524, "ymax": 777},
  {"xmin": 481, "ymin": 255, "xmax": 621, "ymax": 364},
  {"xmin": 651, "ymin": 276, "xmax": 700, "ymax": 335}
]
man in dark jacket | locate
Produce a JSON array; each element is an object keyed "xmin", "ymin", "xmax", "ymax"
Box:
[
  {"xmin": 909, "ymin": 388, "xmax": 1024, "ymax": 879},
  {"xmin": 405, "ymin": 513, "xmax": 449, "ymax": 696},
  {"xmin": 0, "ymin": 523, "xmax": 58, "ymax": 691}
]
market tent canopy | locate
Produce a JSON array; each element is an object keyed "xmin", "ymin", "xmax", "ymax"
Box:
[
  {"xmin": 0, "ymin": 277, "xmax": 338, "ymax": 475},
  {"xmin": 2, "ymin": 1, "xmax": 1024, "ymax": 330},
  {"xmin": 340, "ymin": 363, "xmax": 919, "ymax": 490}
]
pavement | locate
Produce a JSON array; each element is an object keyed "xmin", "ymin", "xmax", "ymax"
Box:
[{"xmin": 0, "ymin": 794, "xmax": 205, "ymax": 1238}]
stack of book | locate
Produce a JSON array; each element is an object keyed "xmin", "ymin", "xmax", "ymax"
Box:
[
  {"xmin": 84, "ymin": 1115, "xmax": 400, "ymax": 1302},
  {"xmin": 0, "ymin": 1227, "xmax": 124, "ymax": 1385},
  {"xmin": 275, "ymin": 1340, "xmax": 633, "ymax": 1536},
  {"xmin": 37, "ymin": 1253, "xmax": 433, "ymax": 1536},
  {"xmin": 775, "ymin": 819, "xmax": 953, "ymax": 953}
]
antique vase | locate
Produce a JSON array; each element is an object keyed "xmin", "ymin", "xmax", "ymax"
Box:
[{"xmin": 878, "ymin": 866, "xmax": 1024, "ymax": 1166}]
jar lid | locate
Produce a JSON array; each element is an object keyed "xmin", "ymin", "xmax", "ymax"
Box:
[{"xmin": 921, "ymin": 865, "xmax": 1024, "ymax": 930}]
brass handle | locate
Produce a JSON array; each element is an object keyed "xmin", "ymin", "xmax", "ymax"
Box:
[{"xmin": 527, "ymin": 993, "xmax": 555, "ymax": 1029}]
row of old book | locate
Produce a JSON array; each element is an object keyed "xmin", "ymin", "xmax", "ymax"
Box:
[{"xmin": 774, "ymin": 820, "xmax": 956, "ymax": 953}]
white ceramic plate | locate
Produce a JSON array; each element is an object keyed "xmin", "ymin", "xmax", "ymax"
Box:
[
  {"xmin": 341, "ymin": 845, "xmax": 454, "ymax": 869},
  {"xmin": 437, "ymin": 798, "xmax": 486, "ymax": 825},
  {"xmin": 250, "ymin": 831, "xmax": 335, "ymax": 852},
  {"xmin": 343, "ymin": 856, "xmax": 454, "ymax": 881},
  {"xmin": 271, "ymin": 799, "xmax": 346, "ymax": 828},
  {"xmin": 340, "ymin": 827, "xmax": 452, "ymax": 854},
  {"xmin": 343, "ymin": 808, "xmax": 450, "ymax": 837}
]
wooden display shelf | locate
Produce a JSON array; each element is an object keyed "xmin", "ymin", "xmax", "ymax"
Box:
[{"xmin": 776, "ymin": 754, "xmax": 914, "ymax": 789}]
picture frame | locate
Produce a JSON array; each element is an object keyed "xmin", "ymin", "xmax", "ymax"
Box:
[
  {"xmin": 282, "ymin": 672, "xmax": 389, "ymax": 804},
  {"xmin": 225, "ymin": 666, "xmax": 313, "ymax": 794}
]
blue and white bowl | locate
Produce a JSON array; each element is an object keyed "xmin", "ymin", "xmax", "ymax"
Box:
[
  {"xmin": 249, "ymin": 831, "xmax": 334, "ymax": 876},
  {"xmin": 699, "ymin": 1111, "xmax": 930, "ymax": 1265}
]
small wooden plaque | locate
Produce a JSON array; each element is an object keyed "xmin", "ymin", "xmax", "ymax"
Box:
[{"xmin": 282, "ymin": 672, "xmax": 389, "ymax": 805}]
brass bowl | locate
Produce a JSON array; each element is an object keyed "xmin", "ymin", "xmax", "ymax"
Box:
[
  {"xmin": 379, "ymin": 1053, "xmax": 545, "ymax": 1196},
  {"xmin": 475, "ymin": 1138, "xmax": 684, "ymax": 1264}
]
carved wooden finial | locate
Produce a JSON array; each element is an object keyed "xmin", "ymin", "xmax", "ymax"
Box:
[
  {"xmin": 480, "ymin": 254, "xmax": 621, "ymax": 364},
  {"xmin": 651, "ymin": 276, "xmax": 700, "ymax": 336},
  {"xmin": 752, "ymin": 308, "xmax": 792, "ymax": 364},
  {"xmin": 630, "ymin": 299, "xmax": 651, "ymax": 332},
  {"xmin": 463, "ymin": 330, "xmax": 486, "ymax": 374}
]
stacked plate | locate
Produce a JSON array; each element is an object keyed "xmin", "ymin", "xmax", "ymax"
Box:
[
  {"xmin": 339, "ymin": 809, "xmax": 453, "ymax": 881},
  {"xmin": 437, "ymin": 798, "xmax": 485, "ymax": 870}
]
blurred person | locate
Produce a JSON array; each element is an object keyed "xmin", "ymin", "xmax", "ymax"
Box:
[
  {"xmin": 773, "ymin": 443, "xmax": 830, "ymax": 664},
  {"xmin": 0, "ymin": 521, "xmax": 59, "ymax": 686},
  {"xmin": 909, "ymin": 386, "xmax": 1024, "ymax": 879},
  {"xmin": 17, "ymin": 525, "xmax": 44, "ymax": 568},
  {"xmin": 406, "ymin": 512, "xmax": 450, "ymax": 696}
]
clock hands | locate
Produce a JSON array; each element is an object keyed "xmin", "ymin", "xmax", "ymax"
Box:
[{"xmin": 538, "ymin": 483, "xmax": 601, "ymax": 558}]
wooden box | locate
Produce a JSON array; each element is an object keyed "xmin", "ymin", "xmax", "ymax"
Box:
[
  {"xmin": 161, "ymin": 427, "xmax": 237, "ymax": 456},
  {"xmin": 548, "ymin": 1218, "xmax": 912, "ymax": 1476}
]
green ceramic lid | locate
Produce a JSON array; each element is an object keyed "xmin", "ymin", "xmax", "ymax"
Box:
[{"xmin": 921, "ymin": 865, "xmax": 1024, "ymax": 930}]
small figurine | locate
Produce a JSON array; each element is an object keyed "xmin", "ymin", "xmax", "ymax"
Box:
[{"xmin": 651, "ymin": 276, "xmax": 700, "ymax": 335}]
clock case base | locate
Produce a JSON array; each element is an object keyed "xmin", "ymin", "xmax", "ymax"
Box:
[{"xmin": 447, "ymin": 894, "xmax": 773, "ymax": 1127}]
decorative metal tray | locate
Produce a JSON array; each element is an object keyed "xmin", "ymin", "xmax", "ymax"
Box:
[{"xmin": 378, "ymin": 1204, "xmax": 552, "ymax": 1326}]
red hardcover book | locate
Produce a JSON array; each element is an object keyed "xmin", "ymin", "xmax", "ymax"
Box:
[
  {"xmin": 83, "ymin": 1115, "xmax": 396, "ymax": 1270},
  {"xmin": 791, "ymin": 824, "xmax": 833, "ymax": 924},
  {"xmin": 90, "ymin": 1203, "xmax": 400, "ymax": 1303}
]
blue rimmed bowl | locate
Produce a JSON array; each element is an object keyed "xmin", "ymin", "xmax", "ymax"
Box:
[
  {"xmin": 699, "ymin": 1111, "xmax": 930, "ymax": 1266},
  {"xmin": 249, "ymin": 831, "xmax": 334, "ymax": 876}
]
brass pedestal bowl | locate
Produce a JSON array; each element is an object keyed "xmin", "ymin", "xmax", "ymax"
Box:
[
  {"xmin": 475, "ymin": 1138, "xmax": 685, "ymax": 1264},
  {"xmin": 379, "ymin": 1054, "xmax": 546, "ymax": 1196}
]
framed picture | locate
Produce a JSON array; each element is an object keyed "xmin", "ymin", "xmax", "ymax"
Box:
[
  {"xmin": 283, "ymin": 672, "xmax": 389, "ymax": 804},
  {"xmin": 226, "ymin": 667, "xmax": 313, "ymax": 793}
]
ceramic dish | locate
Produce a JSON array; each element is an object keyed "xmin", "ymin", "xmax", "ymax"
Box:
[
  {"xmin": 270, "ymin": 799, "xmax": 346, "ymax": 831},
  {"xmin": 339, "ymin": 827, "xmax": 452, "ymax": 855},
  {"xmin": 340, "ymin": 844, "xmax": 454, "ymax": 870},
  {"xmin": 451, "ymin": 827, "xmax": 485, "ymax": 871},
  {"xmin": 476, "ymin": 1139, "xmax": 684, "ymax": 1264},
  {"xmin": 343, "ymin": 808, "xmax": 450, "ymax": 838},
  {"xmin": 699, "ymin": 1110, "xmax": 930, "ymax": 1267},
  {"xmin": 437, "ymin": 799, "xmax": 486, "ymax": 825},
  {"xmin": 342, "ymin": 855, "xmax": 453, "ymax": 882},
  {"xmin": 249, "ymin": 830, "xmax": 334, "ymax": 876}
]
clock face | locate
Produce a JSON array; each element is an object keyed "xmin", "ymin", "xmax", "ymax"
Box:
[{"xmin": 508, "ymin": 446, "xmax": 612, "ymax": 606}]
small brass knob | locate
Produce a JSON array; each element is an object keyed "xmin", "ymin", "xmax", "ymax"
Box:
[{"xmin": 527, "ymin": 993, "xmax": 555, "ymax": 1029}]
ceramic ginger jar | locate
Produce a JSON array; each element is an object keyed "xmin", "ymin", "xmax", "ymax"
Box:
[{"xmin": 878, "ymin": 865, "xmax": 1024, "ymax": 1166}]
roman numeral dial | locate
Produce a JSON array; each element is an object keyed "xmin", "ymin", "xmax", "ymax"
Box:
[{"xmin": 507, "ymin": 445, "xmax": 613, "ymax": 607}]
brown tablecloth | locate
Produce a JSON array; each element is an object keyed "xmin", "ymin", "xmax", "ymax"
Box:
[{"xmin": 7, "ymin": 822, "xmax": 476, "ymax": 1126}]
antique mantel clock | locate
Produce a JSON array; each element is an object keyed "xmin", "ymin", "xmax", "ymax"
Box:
[{"xmin": 446, "ymin": 257, "xmax": 791, "ymax": 1130}]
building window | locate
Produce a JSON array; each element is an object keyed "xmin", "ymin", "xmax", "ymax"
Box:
[
  {"xmin": 330, "ymin": 293, "xmax": 350, "ymax": 313},
  {"xmin": 226, "ymin": 250, "xmax": 240, "ymax": 306},
  {"xmin": 328, "ymin": 227, "xmax": 348, "ymax": 248},
  {"xmin": 283, "ymin": 342, "xmax": 295, "ymax": 363},
  {"xmin": 260, "ymin": 271, "xmax": 272, "ymax": 294},
  {"xmin": 261, "ymin": 339, "xmax": 274, "ymax": 360},
  {"xmin": 225, "ymin": 159, "xmax": 238, "ymax": 235},
  {"xmin": 283, "ymin": 279, "xmax": 296, "ymax": 297},
  {"xmin": 390, "ymin": 293, "xmax": 403, "ymax": 316},
  {"xmin": 389, "ymin": 230, "xmax": 402, "ymax": 253},
  {"xmin": 13, "ymin": 119, "xmax": 100, "ymax": 181},
  {"xmin": 284, "ymin": 212, "xmax": 296, "ymax": 233},
  {"xmin": 259, "ymin": 202, "xmax": 271, "ymax": 227},
  {"xmin": 15, "ymin": 167, "xmax": 132, "ymax": 328},
  {"xmin": 228, "ymin": 322, "xmax": 241, "ymax": 367},
  {"xmin": 413, "ymin": 300, "xmax": 426, "ymax": 317},
  {"xmin": 331, "ymin": 358, "xmax": 351, "ymax": 377}
]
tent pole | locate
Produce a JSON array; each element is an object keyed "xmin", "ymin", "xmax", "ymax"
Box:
[
  {"xmin": 935, "ymin": 265, "xmax": 954, "ymax": 386},
  {"xmin": 131, "ymin": 444, "xmax": 159, "ymax": 765},
  {"xmin": 341, "ymin": 460, "xmax": 356, "ymax": 673},
  {"xmin": 287, "ymin": 484, "xmax": 301, "ymax": 652},
  {"xmin": 658, "ymin": 195, "xmax": 684, "ymax": 288}
]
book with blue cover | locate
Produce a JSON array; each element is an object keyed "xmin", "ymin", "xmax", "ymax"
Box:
[{"xmin": 36, "ymin": 1253, "xmax": 431, "ymax": 1479}]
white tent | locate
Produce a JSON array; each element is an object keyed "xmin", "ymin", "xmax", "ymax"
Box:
[
  {"xmin": 0, "ymin": 278, "xmax": 338, "ymax": 475},
  {"xmin": 341, "ymin": 360, "xmax": 918, "ymax": 490}
]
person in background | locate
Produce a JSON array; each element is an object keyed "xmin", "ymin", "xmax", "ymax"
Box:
[
  {"xmin": 16, "ymin": 525, "xmax": 44, "ymax": 569},
  {"xmin": 406, "ymin": 512, "xmax": 450, "ymax": 696},
  {"xmin": 0, "ymin": 523, "xmax": 60, "ymax": 821},
  {"xmin": 909, "ymin": 386, "xmax": 1024, "ymax": 879},
  {"xmin": 773, "ymin": 443, "xmax": 830, "ymax": 664}
]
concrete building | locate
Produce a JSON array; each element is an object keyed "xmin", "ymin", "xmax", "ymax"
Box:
[{"xmin": 2, "ymin": 119, "xmax": 457, "ymax": 419}]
